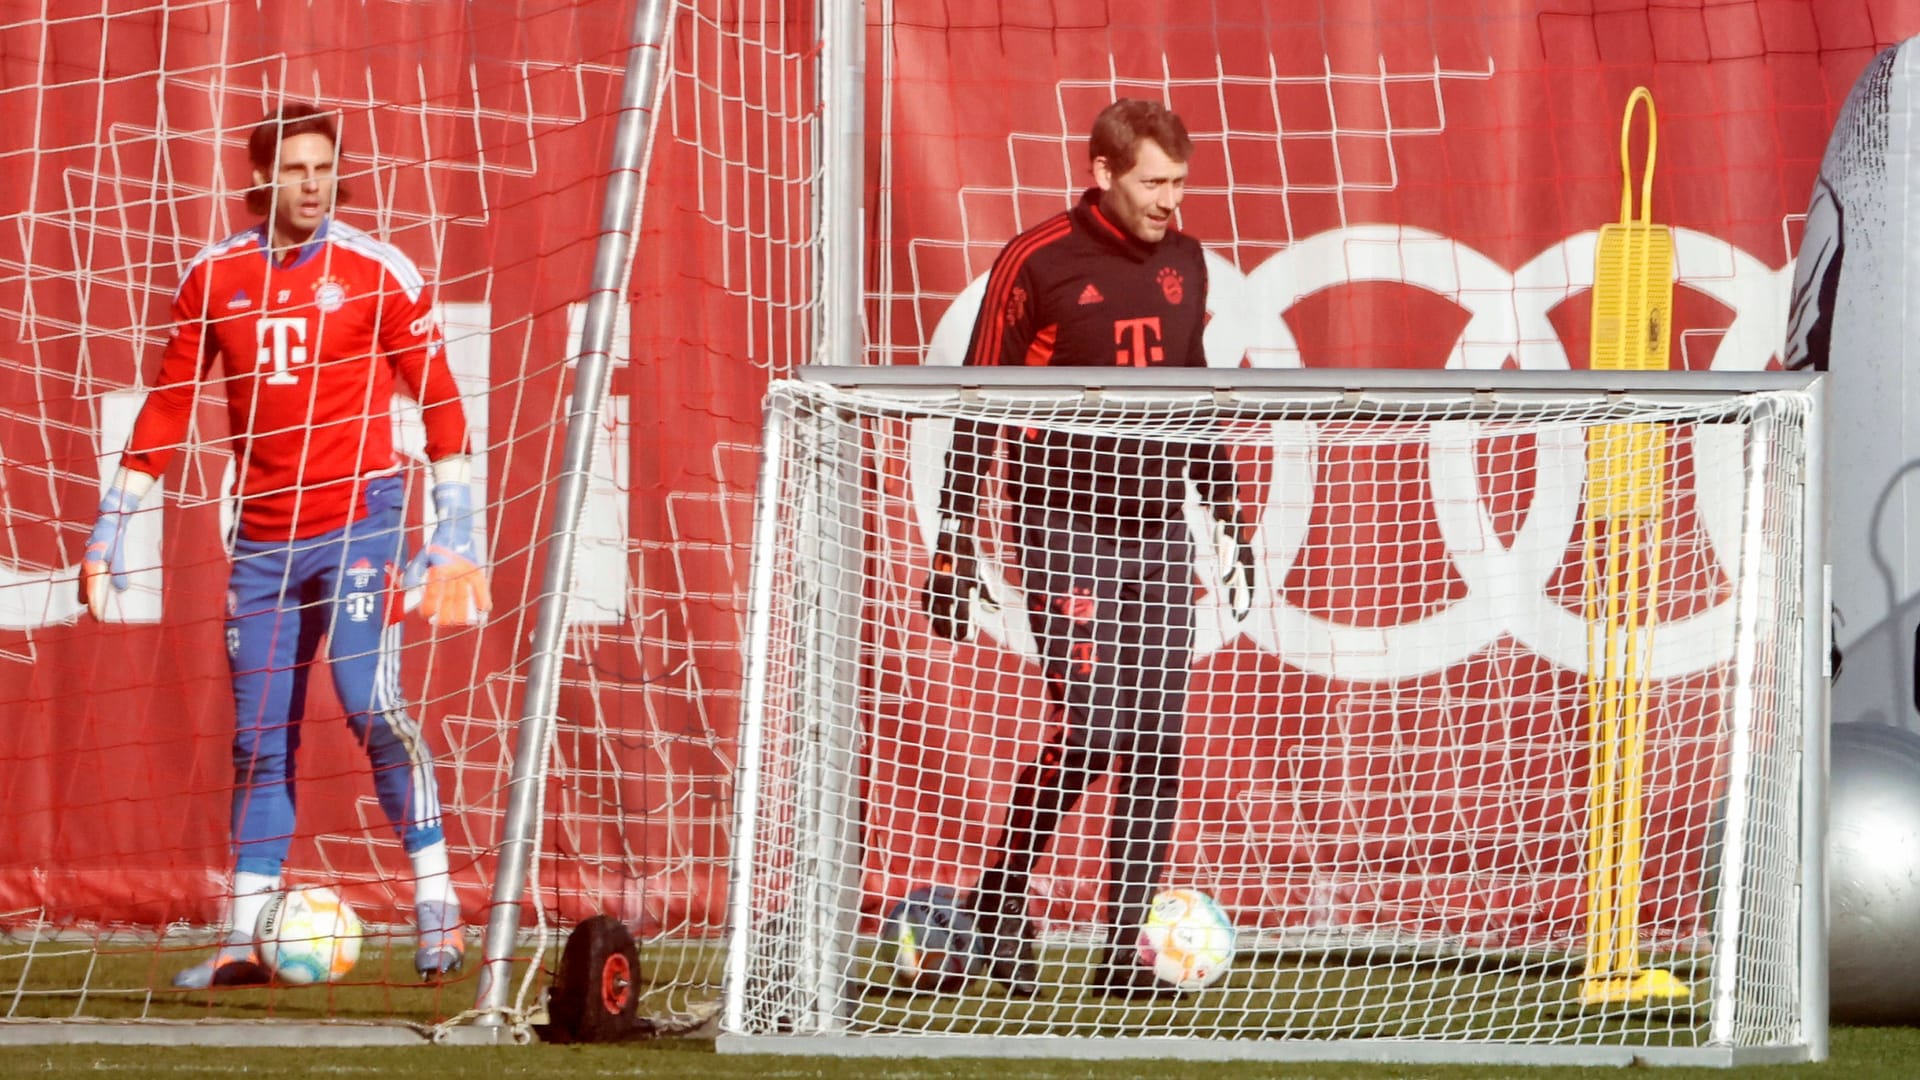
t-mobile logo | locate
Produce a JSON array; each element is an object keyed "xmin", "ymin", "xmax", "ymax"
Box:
[
  {"xmin": 1113, "ymin": 317, "xmax": 1164, "ymax": 367},
  {"xmin": 344, "ymin": 592, "xmax": 377, "ymax": 623},
  {"xmin": 255, "ymin": 317, "xmax": 308, "ymax": 386}
]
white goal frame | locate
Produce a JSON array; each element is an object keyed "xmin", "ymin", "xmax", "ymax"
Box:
[{"xmin": 719, "ymin": 365, "xmax": 1828, "ymax": 1068}]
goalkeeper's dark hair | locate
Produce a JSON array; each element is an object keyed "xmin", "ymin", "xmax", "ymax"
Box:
[
  {"xmin": 244, "ymin": 102, "xmax": 350, "ymax": 216},
  {"xmin": 1088, "ymin": 98, "xmax": 1192, "ymax": 177}
]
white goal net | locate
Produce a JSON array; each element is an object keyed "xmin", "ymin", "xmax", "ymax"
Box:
[
  {"xmin": 721, "ymin": 367, "xmax": 1825, "ymax": 1068},
  {"xmin": 0, "ymin": 0, "xmax": 825, "ymax": 1042}
]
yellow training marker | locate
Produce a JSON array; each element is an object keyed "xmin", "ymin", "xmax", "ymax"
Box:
[
  {"xmin": 1580, "ymin": 86, "xmax": 1689, "ymax": 1007},
  {"xmin": 1590, "ymin": 87, "xmax": 1674, "ymax": 375}
]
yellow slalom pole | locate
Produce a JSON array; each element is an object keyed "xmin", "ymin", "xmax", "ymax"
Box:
[
  {"xmin": 1580, "ymin": 87, "xmax": 1689, "ymax": 1006},
  {"xmin": 1581, "ymin": 510, "xmax": 1621, "ymax": 981}
]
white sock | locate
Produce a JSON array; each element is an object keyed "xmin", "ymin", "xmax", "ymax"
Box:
[
  {"xmin": 229, "ymin": 872, "xmax": 281, "ymax": 942},
  {"xmin": 408, "ymin": 841, "xmax": 455, "ymax": 910}
]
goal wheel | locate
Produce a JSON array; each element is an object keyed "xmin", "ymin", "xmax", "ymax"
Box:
[{"xmin": 538, "ymin": 914, "xmax": 651, "ymax": 1043}]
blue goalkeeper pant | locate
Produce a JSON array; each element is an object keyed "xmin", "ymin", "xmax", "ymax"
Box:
[{"xmin": 225, "ymin": 474, "xmax": 446, "ymax": 877}]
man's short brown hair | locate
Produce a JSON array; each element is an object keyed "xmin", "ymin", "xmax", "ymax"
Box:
[
  {"xmin": 1088, "ymin": 98, "xmax": 1193, "ymax": 177},
  {"xmin": 244, "ymin": 102, "xmax": 350, "ymax": 216}
]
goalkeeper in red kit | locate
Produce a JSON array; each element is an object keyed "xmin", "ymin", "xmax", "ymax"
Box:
[
  {"xmin": 922, "ymin": 99, "xmax": 1254, "ymax": 997},
  {"xmin": 78, "ymin": 103, "xmax": 489, "ymax": 987}
]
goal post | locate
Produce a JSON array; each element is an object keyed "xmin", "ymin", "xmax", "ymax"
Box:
[
  {"xmin": 720, "ymin": 365, "xmax": 1827, "ymax": 1067},
  {"xmin": 472, "ymin": 0, "xmax": 671, "ymax": 1028}
]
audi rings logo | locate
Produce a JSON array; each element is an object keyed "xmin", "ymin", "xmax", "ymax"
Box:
[{"xmin": 910, "ymin": 224, "xmax": 1786, "ymax": 680}]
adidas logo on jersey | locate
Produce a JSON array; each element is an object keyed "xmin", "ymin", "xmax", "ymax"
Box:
[
  {"xmin": 1078, "ymin": 283, "xmax": 1104, "ymax": 305},
  {"xmin": 227, "ymin": 290, "xmax": 250, "ymax": 309}
]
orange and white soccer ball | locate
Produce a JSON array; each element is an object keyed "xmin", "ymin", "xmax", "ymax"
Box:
[
  {"xmin": 255, "ymin": 886, "xmax": 363, "ymax": 985},
  {"xmin": 1135, "ymin": 887, "xmax": 1235, "ymax": 990}
]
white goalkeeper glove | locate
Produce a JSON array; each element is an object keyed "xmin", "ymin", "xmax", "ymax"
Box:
[
  {"xmin": 79, "ymin": 470, "xmax": 152, "ymax": 621},
  {"xmin": 403, "ymin": 476, "xmax": 492, "ymax": 627},
  {"xmin": 1211, "ymin": 504, "xmax": 1256, "ymax": 623},
  {"xmin": 922, "ymin": 517, "xmax": 983, "ymax": 642}
]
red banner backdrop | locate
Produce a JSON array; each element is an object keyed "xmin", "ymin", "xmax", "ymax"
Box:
[
  {"xmin": 0, "ymin": 1, "xmax": 798, "ymax": 932},
  {"xmin": 0, "ymin": 1, "xmax": 1906, "ymax": 942},
  {"xmin": 859, "ymin": 0, "xmax": 1899, "ymax": 944}
]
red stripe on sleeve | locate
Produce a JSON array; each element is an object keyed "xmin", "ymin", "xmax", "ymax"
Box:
[
  {"xmin": 970, "ymin": 214, "xmax": 1071, "ymax": 366},
  {"xmin": 1023, "ymin": 324, "xmax": 1058, "ymax": 366}
]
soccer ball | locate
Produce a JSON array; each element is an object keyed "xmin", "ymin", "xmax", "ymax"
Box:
[
  {"xmin": 1135, "ymin": 887, "xmax": 1235, "ymax": 990},
  {"xmin": 255, "ymin": 886, "xmax": 363, "ymax": 985},
  {"xmin": 881, "ymin": 885, "xmax": 976, "ymax": 992}
]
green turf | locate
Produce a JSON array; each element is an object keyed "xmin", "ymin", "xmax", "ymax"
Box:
[
  {"xmin": 7, "ymin": 1028, "xmax": 1920, "ymax": 1080},
  {"xmin": 2, "ymin": 939, "xmax": 495, "ymax": 1025},
  {"xmin": 8, "ymin": 940, "xmax": 1910, "ymax": 1077},
  {"xmin": 843, "ymin": 941, "xmax": 1725, "ymax": 1045},
  {"xmin": 2, "ymin": 936, "xmax": 727, "ymax": 1027}
]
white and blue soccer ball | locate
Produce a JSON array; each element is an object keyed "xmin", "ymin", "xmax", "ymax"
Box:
[
  {"xmin": 1135, "ymin": 887, "xmax": 1236, "ymax": 990},
  {"xmin": 255, "ymin": 886, "xmax": 363, "ymax": 985},
  {"xmin": 882, "ymin": 885, "xmax": 976, "ymax": 992}
]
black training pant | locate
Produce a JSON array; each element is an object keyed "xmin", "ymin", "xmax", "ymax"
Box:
[{"xmin": 973, "ymin": 507, "xmax": 1194, "ymax": 946}]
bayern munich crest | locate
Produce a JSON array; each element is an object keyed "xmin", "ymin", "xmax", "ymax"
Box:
[{"xmin": 314, "ymin": 279, "xmax": 346, "ymax": 313}]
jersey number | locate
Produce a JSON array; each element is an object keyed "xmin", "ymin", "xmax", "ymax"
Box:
[{"xmin": 256, "ymin": 317, "xmax": 308, "ymax": 386}]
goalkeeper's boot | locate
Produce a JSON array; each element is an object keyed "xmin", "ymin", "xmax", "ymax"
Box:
[
  {"xmin": 967, "ymin": 893, "xmax": 1040, "ymax": 997},
  {"xmin": 1095, "ymin": 946, "xmax": 1180, "ymax": 1000},
  {"xmin": 171, "ymin": 933, "xmax": 271, "ymax": 990},
  {"xmin": 413, "ymin": 898, "xmax": 467, "ymax": 981}
]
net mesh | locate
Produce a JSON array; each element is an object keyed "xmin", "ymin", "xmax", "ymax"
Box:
[
  {"xmin": 0, "ymin": 0, "xmax": 819, "ymax": 1034},
  {"xmin": 729, "ymin": 373, "xmax": 1812, "ymax": 1052}
]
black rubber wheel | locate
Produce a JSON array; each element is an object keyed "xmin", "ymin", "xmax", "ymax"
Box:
[{"xmin": 540, "ymin": 914, "xmax": 645, "ymax": 1042}]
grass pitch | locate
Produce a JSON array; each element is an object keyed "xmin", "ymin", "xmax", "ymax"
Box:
[
  {"xmin": 2, "ymin": 934, "xmax": 723, "ymax": 1028},
  {"xmin": 12, "ymin": 1028, "xmax": 1920, "ymax": 1080},
  {"xmin": 842, "ymin": 940, "xmax": 1726, "ymax": 1045},
  {"xmin": 8, "ymin": 939, "xmax": 1918, "ymax": 1078},
  {"xmin": 3, "ymin": 938, "xmax": 491, "ymax": 1027}
]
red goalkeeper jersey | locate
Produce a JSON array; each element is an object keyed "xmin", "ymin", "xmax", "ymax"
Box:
[{"xmin": 122, "ymin": 218, "xmax": 468, "ymax": 542}]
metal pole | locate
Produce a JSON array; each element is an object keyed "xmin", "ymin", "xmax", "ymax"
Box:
[
  {"xmin": 472, "ymin": 0, "xmax": 675, "ymax": 1024},
  {"xmin": 816, "ymin": 0, "xmax": 864, "ymax": 366},
  {"xmin": 721, "ymin": 1, "xmax": 862, "ymax": 1032},
  {"xmin": 1709, "ymin": 412, "xmax": 1770, "ymax": 1043},
  {"xmin": 1799, "ymin": 377, "xmax": 1830, "ymax": 1061},
  {"xmin": 721, "ymin": 394, "xmax": 790, "ymax": 1033}
]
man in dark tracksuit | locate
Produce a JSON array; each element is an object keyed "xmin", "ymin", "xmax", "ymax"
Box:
[{"xmin": 922, "ymin": 99, "xmax": 1253, "ymax": 997}]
